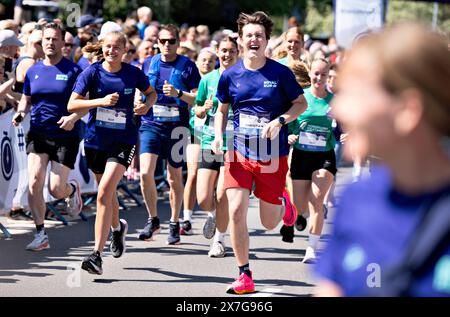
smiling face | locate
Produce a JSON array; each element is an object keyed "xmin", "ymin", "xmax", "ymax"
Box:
[
  {"xmin": 285, "ymin": 29, "xmax": 303, "ymax": 59},
  {"xmin": 196, "ymin": 50, "xmax": 216, "ymax": 76},
  {"xmin": 217, "ymin": 40, "xmax": 238, "ymax": 70},
  {"xmin": 309, "ymin": 59, "xmax": 329, "ymax": 92},
  {"xmin": 102, "ymin": 33, "xmax": 126, "ymax": 65},
  {"xmin": 240, "ymin": 23, "xmax": 267, "ymax": 60}
]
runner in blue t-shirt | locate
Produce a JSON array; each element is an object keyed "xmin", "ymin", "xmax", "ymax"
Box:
[
  {"xmin": 315, "ymin": 24, "xmax": 450, "ymax": 297},
  {"xmin": 138, "ymin": 24, "xmax": 201, "ymax": 246},
  {"xmin": 212, "ymin": 12, "xmax": 308, "ymax": 295},
  {"xmin": 68, "ymin": 31, "xmax": 157, "ymax": 275},
  {"xmin": 12, "ymin": 23, "xmax": 84, "ymax": 252}
]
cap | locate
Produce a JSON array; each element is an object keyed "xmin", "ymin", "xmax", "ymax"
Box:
[
  {"xmin": 98, "ymin": 21, "xmax": 123, "ymax": 41},
  {"xmin": 0, "ymin": 29, "xmax": 24, "ymax": 48},
  {"xmin": 76, "ymin": 14, "xmax": 103, "ymax": 28}
]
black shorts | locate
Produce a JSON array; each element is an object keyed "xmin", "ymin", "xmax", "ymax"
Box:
[
  {"xmin": 290, "ymin": 148, "xmax": 337, "ymax": 180},
  {"xmin": 85, "ymin": 144, "xmax": 136, "ymax": 175},
  {"xmin": 26, "ymin": 131, "xmax": 80, "ymax": 169},
  {"xmin": 198, "ymin": 149, "xmax": 224, "ymax": 172}
]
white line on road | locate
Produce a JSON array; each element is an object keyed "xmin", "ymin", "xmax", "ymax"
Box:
[{"xmin": 250, "ymin": 288, "xmax": 283, "ymax": 297}]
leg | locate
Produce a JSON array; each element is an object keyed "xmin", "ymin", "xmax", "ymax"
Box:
[
  {"xmin": 48, "ymin": 162, "xmax": 72, "ymax": 200},
  {"xmin": 227, "ymin": 188, "xmax": 250, "ymax": 266},
  {"xmin": 27, "ymin": 153, "xmax": 49, "ymax": 227},
  {"xmin": 215, "ymin": 166, "xmax": 229, "ymax": 234},
  {"xmin": 183, "ymin": 143, "xmax": 200, "ymax": 216},
  {"xmin": 308, "ymin": 169, "xmax": 334, "ymax": 236},
  {"xmin": 94, "ymin": 162, "xmax": 126, "ymax": 252},
  {"xmin": 292, "ymin": 180, "xmax": 311, "ymax": 217},
  {"xmin": 166, "ymin": 164, "xmax": 184, "ymax": 222},
  {"xmin": 139, "ymin": 153, "xmax": 158, "ymax": 218},
  {"xmin": 259, "ymin": 199, "xmax": 284, "ymax": 230},
  {"xmin": 196, "ymin": 168, "xmax": 218, "ymax": 211}
]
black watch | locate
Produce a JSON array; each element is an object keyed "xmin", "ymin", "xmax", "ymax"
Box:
[
  {"xmin": 177, "ymin": 89, "xmax": 183, "ymax": 98},
  {"xmin": 278, "ymin": 116, "xmax": 286, "ymax": 126}
]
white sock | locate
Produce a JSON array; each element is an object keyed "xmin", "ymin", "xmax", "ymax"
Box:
[
  {"xmin": 183, "ymin": 209, "xmax": 193, "ymax": 222},
  {"xmin": 213, "ymin": 229, "xmax": 226, "ymax": 243},
  {"xmin": 308, "ymin": 234, "xmax": 320, "ymax": 249},
  {"xmin": 111, "ymin": 224, "xmax": 120, "ymax": 232}
]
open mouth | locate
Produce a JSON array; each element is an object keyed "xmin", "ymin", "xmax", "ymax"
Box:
[{"xmin": 249, "ymin": 45, "xmax": 260, "ymax": 52}]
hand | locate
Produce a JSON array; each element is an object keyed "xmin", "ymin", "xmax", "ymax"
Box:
[
  {"xmin": 204, "ymin": 95, "xmax": 214, "ymax": 112},
  {"xmin": 261, "ymin": 119, "xmax": 282, "ymax": 140},
  {"xmin": 288, "ymin": 134, "xmax": 299, "ymax": 145},
  {"xmin": 134, "ymin": 100, "xmax": 151, "ymax": 116},
  {"xmin": 102, "ymin": 92, "xmax": 119, "ymax": 107},
  {"xmin": 57, "ymin": 115, "xmax": 75, "ymax": 131},
  {"xmin": 211, "ymin": 137, "xmax": 223, "ymax": 155},
  {"xmin": 163, "ymin": 80, "xmax": 176, "ymax": 97},
  {"xmin": 340, "ymin": 133, "xmax": 348, "ymax": 144},
  {"xmin": 12, "ymin": 111, "xmax": 25, "ymax": 126}
]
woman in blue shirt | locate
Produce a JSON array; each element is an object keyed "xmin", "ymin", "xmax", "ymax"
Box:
[{"xmin": 68, "ymin": 31, "xmax": 156, "ymax": 275}]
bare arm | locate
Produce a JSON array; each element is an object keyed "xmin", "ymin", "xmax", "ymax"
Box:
[
  {"xmin": 162, "ymin": 80, "xmax": 198, "ymax": 106},
  {"xmin": 211, "ymin": 101, "xmax": 230, "ymax": 154},
  {"xmin": 12, "ymin": 94, "xmax": 32, "ymax": 126},
  {"xmin": 67, "ymin": 91, "xmax": 119, "ymax": 112},
  {"xmin": 133, "ymin": 85, "xmax": 157, "ymax": 116}
]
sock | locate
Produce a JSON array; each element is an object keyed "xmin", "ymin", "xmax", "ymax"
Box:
[
  {"xmin": 36, "ymin": 224, "xmax": 45, "ymax": 234},
  {"xmin": 111, "ymin": 224, "xmax": 121, "ymax": 232},
  {"xmin": 69, "ymin": 183, "xmax": 76, "ymax": 197},
  {"xmin": 213, "ymin": 229, "xmax": 225, "ymax": 243},
  {"xmin": 183, "ymin": 209, "xmax": 193, "ymax": 222},
  {"xmin": 93, "ymin": 250, "xmax": 102, "ymax": 257},
  {"xmin": 239, "ymin": 264, "xmax": 252, "ymax": 278},
  {"xmin": 308, "ymin": 234, "xmax": 320, "ymax": 249}
]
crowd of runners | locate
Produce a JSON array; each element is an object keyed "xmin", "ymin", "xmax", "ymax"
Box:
[{"xmin": 1, "ymin": 6, "xmax": 449, "ymax": 297}]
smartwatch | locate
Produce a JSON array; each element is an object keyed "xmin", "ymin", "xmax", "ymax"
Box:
[{"xmin": 278, "ymin": 116, "xmax": 286, "ymax": 126}]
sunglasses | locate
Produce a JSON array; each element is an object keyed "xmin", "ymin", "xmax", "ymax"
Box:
[
  {"xmin": 64, "ymin": 43, "xmax": 74, "ymax": 48},
  {"xmin": 128, "ymin": 49, "xmax": 136, "ymax": 55},
  {"xmin": 159, "ymin": 38, "xmax": 177, "ymax": 45}
]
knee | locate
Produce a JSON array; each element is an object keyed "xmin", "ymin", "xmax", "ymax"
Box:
[
  {"xmin": 261, "ymin": 218, "xmax": 278, "ymax": 231},
  {"xmin": 229, "ymin": 208, "xmax": 245, "ymax": 224},
  {"xmin": 198, "ymin": 194, "xmax": 214, "ymax": 211},
  {"xmin": 97, "ymin": 187, "xmax": 114, "ymax": 206},
  {"xmin": 29, "ymin": 175, "xmax": 45, "ymax": 194},
  {"xmin": 48, "ymin": 184, "xmax": 66, "ymax": 200}
]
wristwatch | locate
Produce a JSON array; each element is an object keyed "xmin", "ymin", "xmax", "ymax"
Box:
[
  {"xmin": 278, "ymin": 116, "xmax": 286, "ymax": 126},
  {"xmin": 177, "ymin": 89, "xmax": 184, "ymax": 98}
]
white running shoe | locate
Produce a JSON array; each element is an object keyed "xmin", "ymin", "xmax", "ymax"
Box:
[
  {"xmin": 66, "ymin": 180, "xmax": 83, "ymax": 217},
  {"xmin": 208, "ymin": 241, "xmax": 226, "ymax": 258},
  {"xmin": 302, "ymin": 246, "xmax": 317, "ymax": 264},
  {"xmin": 202, "ymin": 213, "xmax": 216, "ymax": 240},
  {"xmin": 26, "ymin": 231, "xmax": 50, "ymax": 251}
]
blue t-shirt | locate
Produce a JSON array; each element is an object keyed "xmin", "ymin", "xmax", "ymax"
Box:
[
  {"xmin": 77, "ymin": 56, "xmax": 90, "ymax": 70},
  {"xmin": 72, "ymin": 61, "xmax": 150, "ymax": 150},
  {"xmin": 216, "ymin": 59, "xmax": 304, "ymax": 160},
  {"xmin": 140, "ymin": 55, "xmax": 200, "ymax": 131},
  {"xmin": 315, "ymin": 165, "xmax": 450, "ymax": 296},
  {"xmin": 23, "ymin": 58, "xmax": 82, "ymax": 138},
  {"xmin": 142, "ymin": 56, "xmax": 153, "ymax": 76}
]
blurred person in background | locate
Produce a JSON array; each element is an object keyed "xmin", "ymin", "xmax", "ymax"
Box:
[
  {"xmin": 277, "ymin": 27, "xmax": 309, "ymax": 66},
  {"xmin": 62, "ymin": 31, "xmax": 75, "ymax": 61},
  {"xmin": 137, "ymin": 6, "xmax": 153, "ymax": 40},
  {"xmin": 315, "ymin": 24, "xmax": 450, "ymax": 297}
]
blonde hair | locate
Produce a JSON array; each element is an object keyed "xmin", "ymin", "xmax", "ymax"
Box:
[
  {"xmin": 349, "ymin": 23, "xmax": 450, "ymax": 136},
  {"xmin": 289, "ymin": 60, "xmax": 310, "ymax": 88}
]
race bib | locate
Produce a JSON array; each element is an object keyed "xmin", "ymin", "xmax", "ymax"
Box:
[
  {"xmin": 194, "ymin": 114, "xmax": 206, "ymax": 132},
  {"xmin": 153, "ymin": 104, "xmax": 180, "ymax": 122},
  {"xmin": 238, "ymin": 112, "xmax": 270, "ymax": 136},
  {"xmin": 95, "ymin": 107, "xmax": 126, "ymax": 130},
  {"xmin": 297, "ymin": 122, "xmax": 331, "ymax": 151},
  {"xmin": 206, "ymin": 113, "xmax": 234, "ymax": 134}
]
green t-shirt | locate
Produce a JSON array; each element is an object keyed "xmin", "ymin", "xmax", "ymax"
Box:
[
  {"xmin": 195, "ymin": 69, "xmax": 233, "ymax": 150},
  {"xmin": 288, "ymin": 87, "xmax": 336, "ymax": 152}
]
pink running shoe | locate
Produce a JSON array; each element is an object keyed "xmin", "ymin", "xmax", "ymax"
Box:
[
  {"xmin": 226, "ymin": 272, "xmax": 255, "ymax": 295},
  {"xmin": 282, "ymin": 189, "xmax": 297, "ymax": 227}
]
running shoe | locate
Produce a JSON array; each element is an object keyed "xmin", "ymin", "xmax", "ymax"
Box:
[
  {"xmin": 281, "ymin": 189, "xmax": 297, "ymax": 227},
  {"xmin": 294, "ymin": 214, "xmax": 307, "ymax": 232},
  {"xmin": 302, "ymin": 246, "xmax": 317, "ymax": 264},
  {"xmin": 138, "ymin": 217, "xmax": 161, "ymax": 241},
  {"xmin": 180, "ymin": 220, "xmax": 193, "ymax": 236},
  {"xmin": 109, "ymin": 219, "xmax": 128, "ymax": 258},
  {"xmin": 167, "ymin": 222, "xmax": 181, "ymax": 245},
  {"xmin": 81, "ymin": 251, "xmax": 103, "ymax": 275},
  {"xmin": 226, "ymin": 272, "xmax": 255, "ymax": 295},
  {"xmin": 280, "ymin": 224, "xmax": 294, "ymax": 243},
  {"xmin": 65, "ymin": 179, "xmax": 83, "ymax": 217},
  {"xmin": 208, "ymin": 241, "xmax": 226, "ymax": 258},
  {"xmin": 26, "ymin": 231, "xmax": 50, "ymax": 251},
  {"xmin": 202, "ymin": 213, "xmax": 216, "ymax": 239}
]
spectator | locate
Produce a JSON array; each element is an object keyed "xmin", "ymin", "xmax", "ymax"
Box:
[{"xmin": 137, "ymin": 6, "xmax": 153, "ymax": 39}]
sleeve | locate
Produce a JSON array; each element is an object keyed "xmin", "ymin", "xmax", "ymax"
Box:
[
  {"xmin": 216, "ymin": 72, "xmax": 230, "ymax": 104},
  {"xmin": 135, "ymin": 67, "xmax": 151, "ymax": 93},
  {"xmin": 22, "ymin": 71, "xmax": 31, "ymax": 96},
  {"xmin": 185, "ymin": 61, "xmax": 201, "ymax": 91},
  {"xmin": 288, "ymin": 118, "xmax": 300, "ymax": 135},
  {"xmin": 282, "ymin": 67, "xmax": 304, "ymax": 102},
  {"xmin": 194, "ymin": 77, "xmax": 208, "ymax": 106},
  {"xmin": 72, "ymin": 68, "xmax": 92, "ymax": 97}
]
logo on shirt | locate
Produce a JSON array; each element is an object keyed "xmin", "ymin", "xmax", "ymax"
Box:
[
  {"xmin": 56, "ymin": 74, "xmax": 68, "ymax": 81},
  {"xmin": 124, "ymin": 88, "xmax": 133, "ymax": 95},
  {"xmin": 263, "ymin": 81, "xmax": 278, "ymax": 88},
  {"xmin": 34, "ymin": 75, "xmax": 39, "ymax": 79},
  {"xmin": 433, "ymin": 255, "xmax": 450, "ymax": 294}
]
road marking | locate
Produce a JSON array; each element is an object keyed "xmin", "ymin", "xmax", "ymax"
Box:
[{"xmin": 250, "ymin": 288, "xmax": 282, "ymax": 297}]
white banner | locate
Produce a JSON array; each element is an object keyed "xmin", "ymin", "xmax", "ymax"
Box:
[
  {"xmin": 0, "ymin": 109, "xmax": 97, "ymax": 214},
  {"xmin": 334, "ymin": 0, "xmax": 385, "ymax": 49}
]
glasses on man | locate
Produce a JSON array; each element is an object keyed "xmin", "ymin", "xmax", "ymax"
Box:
[
  {"xmin": 159, "ymin": 38, "xmax": 177, "ymax": 45},
  {"xmin": 64, "ymin": 43, "xmax": 74, "ymax": 48}
]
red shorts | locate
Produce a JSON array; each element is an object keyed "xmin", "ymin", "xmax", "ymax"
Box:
[{"xmin": 223, "ymin": 151, "xmax": 288, "ymax": 205}]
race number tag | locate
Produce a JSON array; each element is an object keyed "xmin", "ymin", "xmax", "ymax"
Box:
[
  {"xmin": 239, "ymin": 112, "xmax": 270, "ymax": 136},
  {"xmin": 153, "ymin": 104, "xmax": 180, "ymax": 122},
  {"xmin": 95, "ymin": 107, "xmax": 126, "ymax": 130}
]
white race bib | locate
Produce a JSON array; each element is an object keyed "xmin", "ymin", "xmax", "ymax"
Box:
[
  {"xmin": 95, "ymin": 107, "xmax": 126, "ymax": 130},
  {"xmin": 298, "ymin": 131, "xmax": 327, "ymax": 147},
  {"xmin": 239, "ymin": 112, "xmax": 270, "ymax": 136},
  {"xmin": 153, "ymin": 104, "xmax": 180, "ymax": 122}
]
